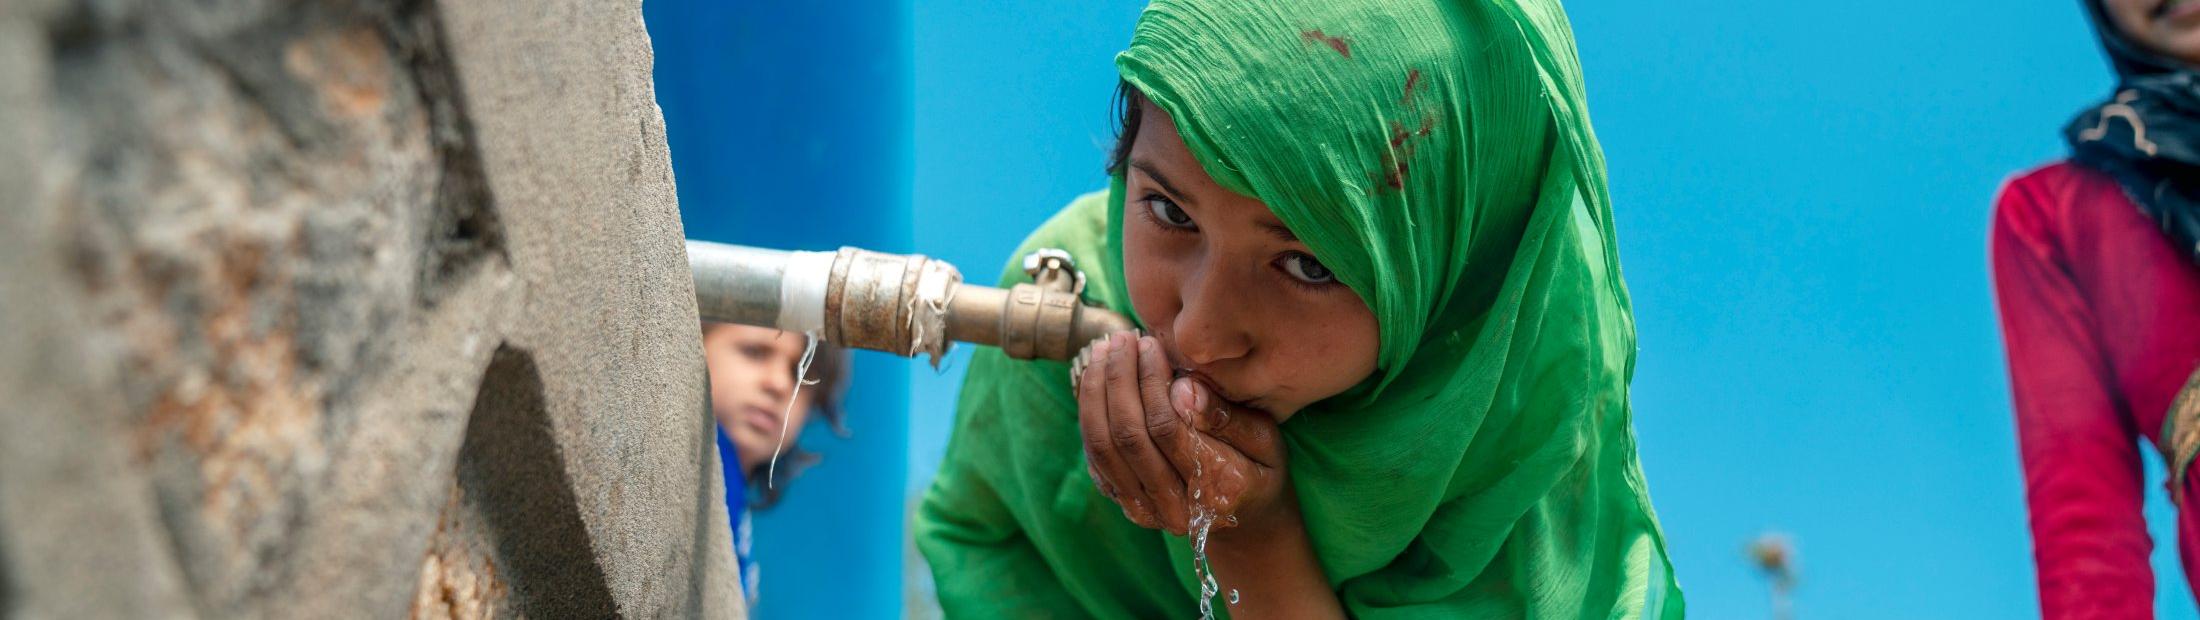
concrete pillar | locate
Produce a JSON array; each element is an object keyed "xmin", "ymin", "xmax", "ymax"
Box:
[{"xmin": 0, "ymin": 0, "xmax": 738, "ymax": 616}]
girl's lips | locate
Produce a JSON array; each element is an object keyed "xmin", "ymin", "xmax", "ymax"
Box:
[
  {"xmin": 742, "ymin": 405, "xmax": 782, "ymax": 436},
  {"xmin": 1183, "ymin": 371, "xmax": 1259, "ymax": 411},
  {"xmin": 2162, "ymin": 0, "xmax": 2200, "ymax": 23},
  {"xmin": 1162, "ymin": 342, "xmax": 1262, "ymax": 410}
]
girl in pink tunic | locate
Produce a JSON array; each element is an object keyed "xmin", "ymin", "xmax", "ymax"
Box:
[{"xmin": 1992, "ymin": 0, "xmax": 2200, "ymax": 616}]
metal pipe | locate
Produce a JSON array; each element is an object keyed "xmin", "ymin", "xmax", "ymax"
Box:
[
  {"xmin": 687, "ymin": 240, "xmax": 1134, "ymax": 363},
  {"xmin": 687, "ymin": 242, "xmax": 802, "ymax": 329}
]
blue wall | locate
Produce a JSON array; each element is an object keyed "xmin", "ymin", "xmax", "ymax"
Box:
[{"xmin": 645, "ymin": 1, "xmax": 911, "ymax": 618}]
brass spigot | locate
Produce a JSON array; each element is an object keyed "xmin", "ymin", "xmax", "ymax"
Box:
[{"xmin": 688, "ymin": 241, "xmax": 1133, "ymax": 363}]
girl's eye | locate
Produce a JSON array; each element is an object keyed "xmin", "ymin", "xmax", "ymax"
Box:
[
  {"xmin": 1145, "ymin": 197, "xmax": 1196, "ymax": 230},
  {"xmin": 739, "ymin": 343, "xmax": 774, "ymax": 361},
  {"xmin": 1279, "ymin": 252, "xmax": 1335, "ymax": 285}
]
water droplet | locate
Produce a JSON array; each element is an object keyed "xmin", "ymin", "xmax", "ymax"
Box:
[{"xmin": 1229, "ymin": 589, "xmax": 1241, "ymax": 605}]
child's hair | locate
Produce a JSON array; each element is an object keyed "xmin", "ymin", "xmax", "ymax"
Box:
[{"xmin": 1107, "ymin": 80, "xmax": 1145, "ymax": 178}]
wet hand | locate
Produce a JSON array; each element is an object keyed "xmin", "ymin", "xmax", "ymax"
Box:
[
  {"xmin": 1164, "ymin": 373, "xmax": 1291, "ymax": 537},
  {"xmin": 1073, "ymin": 332, "xmax": 1290, "ymax": 536}
]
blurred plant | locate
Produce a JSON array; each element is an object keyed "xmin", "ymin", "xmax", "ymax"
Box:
[{"xmin": 1747, "ymin": 531, "xmax": 1797, "ymax": 620}]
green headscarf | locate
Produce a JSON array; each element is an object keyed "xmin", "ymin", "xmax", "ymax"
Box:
[{"xmin": 917, "ymin": 0, "xmax": 1682, "ymax": 617}]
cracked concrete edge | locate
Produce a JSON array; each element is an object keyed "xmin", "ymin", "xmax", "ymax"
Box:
[
  {"xmin": 272, "ymin": 265, "xmax": 522, "ymax": 617},
  {"xmin": 691, "ymin": 361, "xmax": 746, "ymax": 620},
  {"xmin": 432, "ymin": 0, "xmax": 736, "ymax": 616}
]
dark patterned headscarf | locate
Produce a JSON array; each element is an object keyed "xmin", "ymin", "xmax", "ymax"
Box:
[{"xmin": 2066, "ymin": 0, "xmax": 2200, "ymax": 263}]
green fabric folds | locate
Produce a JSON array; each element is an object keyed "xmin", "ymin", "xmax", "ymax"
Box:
[{"xmin": 916, "ymin": 0, "xmax": 1682, "ymax": 617}]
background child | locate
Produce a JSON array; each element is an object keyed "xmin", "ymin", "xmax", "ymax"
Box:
[{"xmin": 699, "ymin": 323, "xmax": 851, "ymax": 607}]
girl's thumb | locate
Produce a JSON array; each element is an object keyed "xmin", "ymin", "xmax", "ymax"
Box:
[{"xmin": 1170, "ymin": 377, "xmax": 1216, "ymax": 431}]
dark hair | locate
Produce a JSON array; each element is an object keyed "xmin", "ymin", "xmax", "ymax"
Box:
[{"xmin": 1107, "ymin": 80, "xmax": 1145, "ymax": 178}]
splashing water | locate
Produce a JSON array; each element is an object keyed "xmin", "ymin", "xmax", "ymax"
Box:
[
  {"xmin": 1187, "ymin": 425, "xmax": 1223, "ymax": 619},
  {"xmin": 1191, "ymin": 505, "xmax": 1220, "ymax": 620},
  {"xmin": 1171, "ymin": 369, "xmax": 1250, "ymax": 617},
  {"xmin": 765, "ymin": 331, "xmax": 822, "ymax": 487}
]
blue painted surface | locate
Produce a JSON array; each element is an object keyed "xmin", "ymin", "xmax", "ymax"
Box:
[{"xmin": 644, "ymin": 1, "xmax": 911, "ymax": 618}]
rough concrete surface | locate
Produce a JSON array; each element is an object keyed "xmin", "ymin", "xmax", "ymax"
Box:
[{"xmin": 0, "ymin": 0, "xmax": 738, "ymax": 617}]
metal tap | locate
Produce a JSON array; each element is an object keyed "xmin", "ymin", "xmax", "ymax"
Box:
[{"xmin": 687, "ymin": 240, "xmax": 1133, "ymax": 363}]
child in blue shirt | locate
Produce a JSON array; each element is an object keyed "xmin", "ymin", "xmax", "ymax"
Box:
[{"xmin": 699, "ymin": 323, "xmax": 850, "ymax": 607}]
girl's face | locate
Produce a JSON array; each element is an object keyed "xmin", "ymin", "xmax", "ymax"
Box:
[
  {"xmin": 1119, "ymin": 102, "xmax": 1381, "ymax": 420},
  {"xmin": 2105, "ymin": 0, "xmax": 2200, "ymax": 65},
  {"xmin": 702, "ymin": 323, "xmax": 817, "ymax": 473}
]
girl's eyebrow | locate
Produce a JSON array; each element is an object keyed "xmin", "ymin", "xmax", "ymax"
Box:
[
  {"xmin": 1261, "ymin": 222, "xmax": 1299, "ymax": 243},
  {"xmin": 1130, "ymin": 159, "xmax": 1195, "ymax": 206}
]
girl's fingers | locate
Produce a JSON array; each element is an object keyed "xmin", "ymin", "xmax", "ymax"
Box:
[
  {"xmin": 1144, "ymin": 340, "xmax": 1211, "ymax": 502},
  {"xmin": 1166, "ymin": 377, "xmax": 1254, "ymax": 513},
  {"xmin": 1105, "ymin": 332, "xmax": 1188, "ymax": 535},
  {"xmin": 1175, "ymin": 376, "xmax": 1287, "ymax": 470},
  {"xmin": 1087, "ymin": 463, "xmax": 1112, "ymax": 499},
  {"xmin": 1136, "ymin": 336, "xmax": 1191, "ymax": 457},
  {"xmin": 1076, "ymin": 337, "xmax": 1141, "ymax": 517},
  {"xmin": 1138, "ymin": 336, "xmax": 1223, "ymax": 531}
]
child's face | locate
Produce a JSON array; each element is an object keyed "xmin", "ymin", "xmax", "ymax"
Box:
[
  {"xmin": 1119, "ymin": 102, "xmax": 1381, "ymax": 421},
  {"xmin": 2104, "ymin": 0, "xmax": 2200, "ymax": 65},
  {"xmin": 702, "ymin": 323, "xmax": 818, "ymax": 473}
]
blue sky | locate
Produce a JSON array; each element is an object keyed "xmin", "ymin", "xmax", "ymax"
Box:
[{"xmin": 908, "ymin": 1, "xmax": 2198, "ymax": 617}]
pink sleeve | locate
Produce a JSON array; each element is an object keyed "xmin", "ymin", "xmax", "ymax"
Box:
[{"xmin": 1991, "ymin": 173, "xmax": 2154, "ymax": 619}]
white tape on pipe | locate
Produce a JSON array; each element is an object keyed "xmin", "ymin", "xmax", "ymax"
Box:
[
  {"xmin": 778, "ymin": 250, "xmax": 836, "ymax": 335},
  {"xmin": 906, "ymin": 257, "xmax": 962, "ymax": 366}
]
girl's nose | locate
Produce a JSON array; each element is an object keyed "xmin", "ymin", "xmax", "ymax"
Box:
[
  {"xmin": 1171, "ymin": 265, "xmax": 1253, "ymax": 366},
  {"xmin": 759, "ymin": 359, "xmax": 796, "ymax": 400}
]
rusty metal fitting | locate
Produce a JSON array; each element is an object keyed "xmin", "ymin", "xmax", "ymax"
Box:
[
  {"xmin": 821, "ymin": 247, "xmax": 961, "ymax": 364},
  {"xmin": 687, "ymin": 240, "xmax": 1132, "ymax": 363},
  {"xmin": 946, "ymin": 248, "xmax": 1131, "ymax": 361}
]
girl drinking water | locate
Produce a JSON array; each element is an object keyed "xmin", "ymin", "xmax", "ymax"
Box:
[{"xmin": 918, "ymin": 0, "xmax": 1683, "ymax": 616}]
